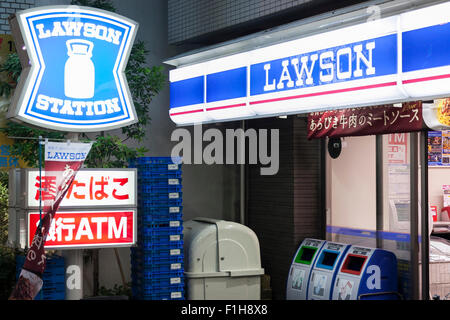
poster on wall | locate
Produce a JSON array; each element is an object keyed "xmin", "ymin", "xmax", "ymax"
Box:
[
  {"xmin": 426, "ymin": 130, "xmax": 450, "ymax": 166},
  {"xmin": 442, "ymin": 131, "xmax": 450, "ymax": 165},
  {"xmin": 428, "ymin": 131, "xmax": 443, "ymax": 166}
]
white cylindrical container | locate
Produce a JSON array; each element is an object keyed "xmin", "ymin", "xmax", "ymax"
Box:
[{"xmin": 64, "ymin": 39, "xmax": 95, "ymax": 99}]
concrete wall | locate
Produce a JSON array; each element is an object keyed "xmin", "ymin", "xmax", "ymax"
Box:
[{"xmin": 327, "ymin": 135, "xmax": 377, "ymax": 231}]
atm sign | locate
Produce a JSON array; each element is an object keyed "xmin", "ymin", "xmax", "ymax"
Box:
[{"xmin": 28, "ymin": 210, "xmax": 136, "ymax": 249}]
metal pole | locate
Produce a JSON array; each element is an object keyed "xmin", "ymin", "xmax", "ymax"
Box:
[
  {"xmin": 420, "ymin": 131, "xmax": 430, "ymax": 300},
  {"xmin": 62, "ymin": 132, "xmax": 84, "ymax": 300},
  {"xmin": 376, "ymin": 135, "xmax": 383, "ymax": 249},
  {"xmin": 409, "ymin": 132, "xmax": 419, "ymax": 300},
  {"xmin": 240, "ymin": 120, "xmax": 246, "ymax": 225},
  {"xmin": 38, "ymin": 136, "xmax": 42, "ymax": 225},
  {"xmin": 320, "ymin": 137, "xmax": 327, "ymax": 240}
]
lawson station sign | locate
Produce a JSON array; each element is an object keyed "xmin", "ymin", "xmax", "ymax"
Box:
[
  {"xmin": 168, "ymin": 2, "xmax": 450, "ymax": 125},
  {"xmin": 7, "ymin": 6, "xmax": 138, "ymax": 132}
]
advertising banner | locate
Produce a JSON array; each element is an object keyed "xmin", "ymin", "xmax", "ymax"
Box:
[
  {"xmin": 427, "ymin": 130, "xmax": 450, "ymax": 167},
  {"xmin": 307, "ymin": 102, "xmax": 423, "ymax": 139},
  {"xmin": 422, "ymin": 98, "xmax": 450, "ymax": 131},
  {"xmin": 428, "ymin": 131, "xmax": 443, "ymax": 166},
  {"xmin": 28, "ymin": 210, "xmax": 136, "ymax": 249},
  {"xmin": 10, "ymin": 141, "xmax": 91, "ymax": 300}
]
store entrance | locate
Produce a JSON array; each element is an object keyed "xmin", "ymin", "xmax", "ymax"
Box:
[{"xmin": 325, "ymin": 132, "xmax": 430, "ymax": 300}]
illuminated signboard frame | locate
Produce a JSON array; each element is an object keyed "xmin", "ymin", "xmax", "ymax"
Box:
[
  {"xmin": 25, "ymin": 168, "xmax": 137, "ymax": 209},
  {"xmin": 168, "ymin": 2, "xmax": 450, "ymax": 126},
  {"xmin": 8, "ymin": 5, "xmax": 138, "ymax": 132},
  {"xmin": 27, "ymin": 209, "xmax": 137, "ymax": 249}
]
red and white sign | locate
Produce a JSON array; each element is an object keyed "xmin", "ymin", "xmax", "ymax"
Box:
[
  {"xmin": 28, "ymin": 210, "xmax": 136, "ymax": 249},
  {"xmin": 27, "ymin": 169, "xmax": 136, "ymax": 208}
]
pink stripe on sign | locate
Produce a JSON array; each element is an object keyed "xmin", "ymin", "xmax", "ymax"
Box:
[
  {"xmin": 402, "ymin": 73, "xmax": 450, "ymax": 84},
  {"xmin": 249, "ymin": 81, "xmax": 397, "ymax": 105},
  {"xmin": 170, "ymin": 108, "xmax": 204, "ymax": 116},
  {"xmin": 170, "ymin": 103, "xmax": 246, "ymax": 116},
  {"xmin": 206, "ymin": 103, "xmax": 246, "ymax": 111}
]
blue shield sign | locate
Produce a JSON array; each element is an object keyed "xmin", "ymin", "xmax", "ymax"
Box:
[{"xmin": 8, "ymin": 6, "xmax": 138, "ymax": 132}]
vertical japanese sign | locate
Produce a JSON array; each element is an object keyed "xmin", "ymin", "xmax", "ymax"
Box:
[{"xmin": 9, "ymin": 141, "xmax": 91, "ymax": 300}]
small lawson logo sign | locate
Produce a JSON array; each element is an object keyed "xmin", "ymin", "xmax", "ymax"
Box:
[
  {"xmin": 8, "ymin": 6, "xmax": 138, "ymax": 132},
  {"xmin": 46, "ymin": 151, "xmax": 88, "ymax": 161}
]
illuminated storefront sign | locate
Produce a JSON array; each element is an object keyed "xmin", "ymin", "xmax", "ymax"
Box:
[
  {"xmin": 168, "ymin": 2, "xmax": 450, "ymax": 126},
  {"xmin": 28, "ymin": 210, "xmax": 136, "ymax": 249},
  {"xmin": 26, "ymin": 168, "xmax": 136, "ymax": 208},
  {"xmin": 7, "ymin": 6, "xmax": 138, "ymax": 132}
]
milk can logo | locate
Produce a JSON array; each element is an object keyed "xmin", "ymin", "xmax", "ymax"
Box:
[
  {"xmin": 65, "ymin": 39, "xmax": 95, "ymax": 99},
  {"xmin": 7, "ymin": 6, "xmax": 138, "ymax": 132}
]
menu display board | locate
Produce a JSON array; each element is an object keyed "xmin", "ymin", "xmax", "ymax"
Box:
[{"xmin": 428, "ymin": 131, "xmax": 450, "ymax": 166}]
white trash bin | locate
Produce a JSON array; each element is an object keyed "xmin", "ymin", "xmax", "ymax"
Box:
[{"xmin": 183, "ymin": 217, "xmax": 265, "ymax": 300}]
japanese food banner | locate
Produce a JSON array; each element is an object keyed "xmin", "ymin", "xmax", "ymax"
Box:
[
  {"xmin": 423, "ymin": 98, "xmax": 450, "ymax": 131},
  {"xmin": 307, "ymin": 101, "xmax": 423, "ymax": 139},
  {"xmin": 9, "ymin": 141, "xmax": 92, "ymax": 300}
]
